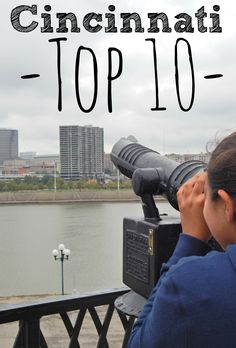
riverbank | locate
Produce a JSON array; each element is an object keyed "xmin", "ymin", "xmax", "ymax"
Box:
[{"xmin": 0, "ymin": 190, "xmax": 166, "ymax": 204}]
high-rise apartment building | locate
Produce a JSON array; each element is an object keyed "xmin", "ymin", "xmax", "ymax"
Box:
[
  {"xmin": 0, "ymin": 129, "xmax": 18, "ymax": 165},
  {"xmin": 60, "ymin": 125, "xmax": 104, "ymax": 180}
]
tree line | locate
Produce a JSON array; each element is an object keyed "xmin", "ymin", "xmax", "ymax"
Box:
[{"xmin": 0, "ymin": 175, "xmax": 132, "ymax": 192}]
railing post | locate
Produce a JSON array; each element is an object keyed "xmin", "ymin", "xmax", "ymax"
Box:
[{"xmin": 19, "ymin": 318, "xmax": 41, "ymax": 348}]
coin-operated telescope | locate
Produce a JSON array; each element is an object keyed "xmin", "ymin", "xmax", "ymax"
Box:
[{"xmin": 111, "ymin": 138, "xmax": 207, "ymax": 297}]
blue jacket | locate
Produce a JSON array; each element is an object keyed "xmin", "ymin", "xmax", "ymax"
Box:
[{"xmin": 128, "ymin": 234, "xmax": 236, "ymax": 348}]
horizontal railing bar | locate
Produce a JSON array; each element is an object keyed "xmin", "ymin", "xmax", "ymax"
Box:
[{"xmin": 0, "ymin": 288, "xmax": 129, "ymax": 324}]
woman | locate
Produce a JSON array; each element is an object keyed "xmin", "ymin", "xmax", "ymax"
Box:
[{"xmin": 128, "ymin": 131, "xmax": 236, "ymax": 348}]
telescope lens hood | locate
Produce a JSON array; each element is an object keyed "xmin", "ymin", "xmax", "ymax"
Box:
[{"xmin": 166, "ymin": 160, "xmax": 207, "ymax": 210}]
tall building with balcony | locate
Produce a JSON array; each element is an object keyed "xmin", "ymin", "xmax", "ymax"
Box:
[
  {"xmin": 60, "ymin": 125, "xmax": 104, "ymax": 180},
  {"xmin": 0, "ymin": 129, "xmax": 18, "ymax": 165}
]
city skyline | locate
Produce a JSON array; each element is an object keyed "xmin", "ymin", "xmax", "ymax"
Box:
[{"xmin": 1, "ymin": 126, "xmax": 213, "ymax": 158}]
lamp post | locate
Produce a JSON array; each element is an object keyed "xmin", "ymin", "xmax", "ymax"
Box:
[
  {"xmin": 52, "ymin": 243, "xmax": 71, "ymax": 295},
  {"xmin": 54, "ymin": 161, "xmax": 57, "ymax": 193},
  {"xmin": 117, "ymin": 169, "xmax": 120, "ymax": 192}
]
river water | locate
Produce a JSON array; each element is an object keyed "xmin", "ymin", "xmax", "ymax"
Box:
[{"xmin": 0, "ymin": 201, "xmax": 178, "ymax": 297}]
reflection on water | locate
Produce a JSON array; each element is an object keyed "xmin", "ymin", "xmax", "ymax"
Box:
[{"xmin": 0, "ymin": 201, "xmax": 178, "ymax": 296}]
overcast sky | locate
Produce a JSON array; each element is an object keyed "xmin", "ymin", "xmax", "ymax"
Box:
[{"xmin": 0, "ymin": 0, "xmax": 236, "ymax": 155}]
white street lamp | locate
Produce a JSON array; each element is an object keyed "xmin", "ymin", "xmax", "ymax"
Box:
[
  {"xmin": 52, "ymin": 243, "xmax": 71, "ymax": 295},
  {"xmin": 52, "ymin": 249, "xmax": 59, "ymax": 257}
]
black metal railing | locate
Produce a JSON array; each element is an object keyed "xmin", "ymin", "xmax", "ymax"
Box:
[{"xmin": 0, "ymin": 288, "xmax": 135, "ymax": 348}]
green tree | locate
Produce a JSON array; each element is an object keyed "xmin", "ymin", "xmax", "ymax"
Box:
[
  {"xmin": 41, "ymin": 175, "xmax": 52, "ymax": 185},
  {"xmin": 56, "ymin": 178, "xmax": 65, "ymax": 190},
  {"xmin": 47, "ymin": 178, "xmax": 54, "ymax": 190}
]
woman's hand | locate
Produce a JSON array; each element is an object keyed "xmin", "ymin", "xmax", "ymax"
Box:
[{"xmin": 177, "ymin": 172, "xmax": 211, "ymax": 242}]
